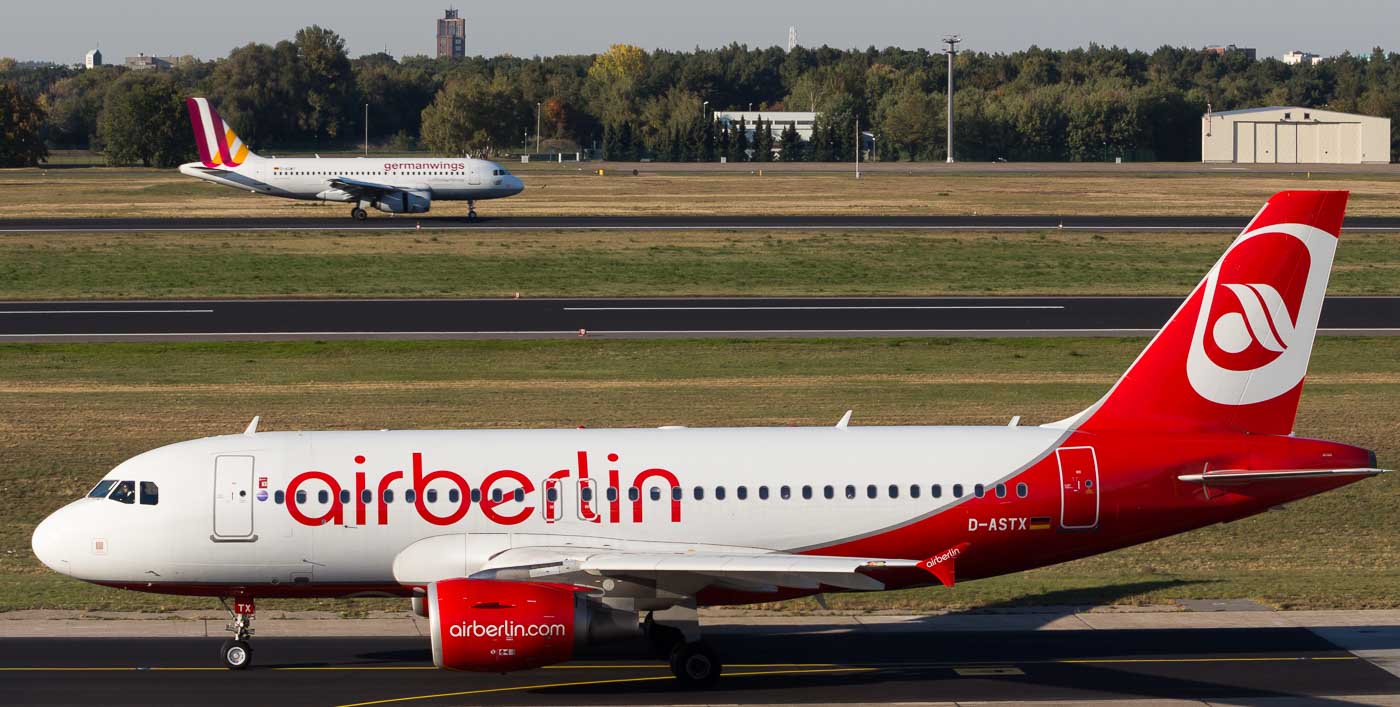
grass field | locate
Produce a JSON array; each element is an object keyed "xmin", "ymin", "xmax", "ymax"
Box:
[
  {"xmin": 2, "ymin": 337, "xmax": 1396, "ymax": 613},
  {"xmin": 3, "ymin": 166, "xmax": 1400, "ymax": 219},
  {"xmin": 3, "ymin": 228, "xmax": 1399, "ymax": 299}
]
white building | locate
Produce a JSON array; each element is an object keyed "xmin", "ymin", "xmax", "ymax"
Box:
[
  {"xmin": 1202, "ymin": 106, "xmax": 1391, "ymax": 164},
  {"xmin": 84, "ymin": 48, "xmax": 102, "ymax": 69},
  {"xmin": 1283, "ymin": 50, "xmax": 1323, "ymax": 66},
  {"xmin": 714, "ymin": 111, "xmax": 817, "ymax": 142}
]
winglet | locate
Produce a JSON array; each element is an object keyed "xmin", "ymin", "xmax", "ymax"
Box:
[
  {"xmin": 243, "ymin": 416, "xmax": 260, "ymax": 436},
  {"xmin": 836, "ymin": 410, "xmax": 852, "ymax": 429},
  {"xmin": 919, "ymin": 542, "xmax": 970, "ymax": 588}
]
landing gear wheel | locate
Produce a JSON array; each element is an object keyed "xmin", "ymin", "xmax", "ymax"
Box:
[
  {"xmin": 351, "ymin": 207, "xmax": 368, "ymax": 221},
  {"xmin": 669, "ymin": 641, "xmax": 720, "ymax": 688},
  {"xmin": 221, "ymin": 639, "xmax": 252, "ymax": 670},
  {"xmin": 466, "ymin": 209, "xmax": 478, "ymax": 221}
]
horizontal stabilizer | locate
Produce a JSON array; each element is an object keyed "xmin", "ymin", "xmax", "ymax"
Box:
[{"xmin": 1178, "ymin": 468, "xmax": 1386, "ymax": 485}]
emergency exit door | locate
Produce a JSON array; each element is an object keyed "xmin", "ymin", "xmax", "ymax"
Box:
[
  {"xmin": 213, "ymin": 455, "xmax": 256, "ymax": 539},
  {"xmin": 1056, "ymin": 446, "xmax": 1099, "ymax": 529}
]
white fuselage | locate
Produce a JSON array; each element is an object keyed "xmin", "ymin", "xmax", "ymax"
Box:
[
  {"xmin": 31, "ymin": 425, "xmax": 1065, "ymax": 594},
  {"xmin": 178, "ymin": 156, "xmax": 524, "ymax": 204}
]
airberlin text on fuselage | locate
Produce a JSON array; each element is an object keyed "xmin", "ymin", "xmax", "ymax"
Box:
[{"xmin": 283, "ymin": 451, "xmax": 682, "ymax": 527}]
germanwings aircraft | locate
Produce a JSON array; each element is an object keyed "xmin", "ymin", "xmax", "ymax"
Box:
[
  {"xmin": 178, "ymin": 98, "xmax": 524, "ymax": 220},
  {"xmin": 31, "ymin": 191, "xmax": 1385, "ymax": 686}
]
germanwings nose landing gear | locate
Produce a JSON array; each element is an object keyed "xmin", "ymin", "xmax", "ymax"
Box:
[
  {"xmin": 219, "ymin": 597, "xmax": 256, "ymax": 670},
  {"xmin": 644, "ymin": 603, "xmax": 721, "ymax": 688},
  {"xmin": 467, "ymin": 200, "xmax": 478, "ymax": 221}
]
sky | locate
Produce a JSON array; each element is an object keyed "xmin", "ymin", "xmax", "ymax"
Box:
[{"xmin": 3, "ymin": 0, "xmax": 1396, "ymax": 65}]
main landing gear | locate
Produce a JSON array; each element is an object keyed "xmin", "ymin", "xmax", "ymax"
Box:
[
  {"xmin": 350, "ymin": 206, "xmax": 368, "ymax": 221},
  {"xmin": 644, "ymin": 603, "xmax": 721, "ymax": 688},
  {"xmin": 219, "ymin": 597, "xmax": 256, "ymax": 670}
]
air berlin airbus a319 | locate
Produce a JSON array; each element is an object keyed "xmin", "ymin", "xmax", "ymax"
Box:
[
  {"xmin": 178, "ymin": 98, "xmax": 524, "ymax": 220},
  {"xmin": 31, "ymin": 191, "xmax": 1385, "ymax": 686}
]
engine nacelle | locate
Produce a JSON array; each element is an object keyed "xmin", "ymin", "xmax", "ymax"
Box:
[
  {"xmin": 428, "ymin": 579, "xmax": 639, "ymax": 672},
  {"xmin": 371, "ymin": 189, "xmax": 431, "ymax": 214}
]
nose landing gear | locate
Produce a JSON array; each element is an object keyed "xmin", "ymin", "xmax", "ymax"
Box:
[
  {"xmin": 467, "ymin": 200, "xmax": 478, "ymax": 221},
  {"xmin": 219, "ymin": 597, "xmax": 256, "ymax": 670}
]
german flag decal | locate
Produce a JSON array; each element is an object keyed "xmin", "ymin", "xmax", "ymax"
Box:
[{"xmin": 1029, "ymin": 517, "xmax": 1053, "ymax": 530}]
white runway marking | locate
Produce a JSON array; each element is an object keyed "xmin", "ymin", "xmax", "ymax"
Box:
[{"xmin": 562, "ymin": 305, "xmax": 1067, "ymax": 311}]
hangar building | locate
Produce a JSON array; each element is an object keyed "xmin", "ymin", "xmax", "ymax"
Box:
[{"xmin": 1202, "ymin": 106, "xmax": 1391, "ymax": 164}]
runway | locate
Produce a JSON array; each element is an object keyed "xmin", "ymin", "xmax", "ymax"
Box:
[
  {"xmin": 4, "ymin": 624, "xmax": 1397, "ymax": 706},
  {"xmin": 1, "ymin": 296, "xmax": 1396, "ymax": 342},
  {"xmin": 5, "ymin": 214, "xmax": 1400, "ymax": 232}
]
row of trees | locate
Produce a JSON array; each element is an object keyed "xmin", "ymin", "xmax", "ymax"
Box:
[{"xmin": 4, "ymin": 30, "xmax": 1400, "ymax": 167}]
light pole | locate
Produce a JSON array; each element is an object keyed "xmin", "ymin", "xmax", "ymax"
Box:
[
  {"xmin": 363, "ymin": 103, "xmax": 369, "ymax": 156},
  {"xmin": 535, "ymin": 102, "xmax": 542, "ymax": 154},
  {"xmin": 943, "ymin": 34, "xmax": 960, "ymax": 164}
]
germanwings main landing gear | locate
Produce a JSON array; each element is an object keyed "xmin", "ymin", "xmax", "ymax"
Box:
[
  {"xmin": 350, "ymin": 206, "xmax": 368, "ymax": 221},
  {"xmin": 219, "ymin": 597, "xmax": 256, "ymax": 670},
  {"xmin": 644, "ymin": 603, "xmax": 721, "ymax": 687}
]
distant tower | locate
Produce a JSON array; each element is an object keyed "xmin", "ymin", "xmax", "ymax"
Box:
[
  {"xmin": 437, "ymin": 8, "xmax": 466, "ymax": 59},
  {"xmin": 85, "ymin": 47, "xmax": 102, "ymax": 69},
  {"xmin": 787, "ymin": 26, "xmax": 798, "ymax": 52}
]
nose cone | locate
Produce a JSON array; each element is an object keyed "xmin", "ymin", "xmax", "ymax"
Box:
[
  {"xmin": 508, "ymin": 176, "xmax": 524, "ymax": 196},
  {"xmin": 31, "ymin": 508, "xmax": 71, "ymax": 576}
]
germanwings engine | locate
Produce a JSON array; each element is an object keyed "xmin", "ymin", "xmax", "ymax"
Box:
[
  {"xmin": 427, "ymin": 579, "xmax": 640, "ymax": 672},
  {"xmin": 373, "ymin": 189, "xmax": 431, "ymax": 214}
]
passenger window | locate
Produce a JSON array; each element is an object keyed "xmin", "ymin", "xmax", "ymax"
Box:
[
  {"xmin": 605, "ymin": 487, "xmax": 617, "ymax": 502},
  {"xmin": 715, "ymin": 486, "xmax": 726, "ymax": 500},
  {"xmin": 694, "ymin": 486, "xmax": 704, "ymax": 500},
  {"xmin": 974, "ymin": 484, "xmax": 985, "ymax": 498},
  {"xmin": 494, "ymin": 488, "xmax": 506, "ymax": 503},
  {"xmin": 88, "ymin": 480, "xmax": 116, "ymax": 498},
  {"xmin": 736, "ymin": 486, "xmax": 747, "ymax": 500},
  {"xmin": 581, "ymin": 487, "xmax": 593, "ymax": 502},
  {"xmin": 446, "ymin": 489, "xmax": 459, "ymax": 503},
  {"xmin": 780, "ymin": 485, "xmax": 791, "ymax": 500},
  {"xmin": 109, "ymin": 480, "xmax": 135, "ymax": 504},
  {"xmin": 514, "ymin": 488, "xmax": 525, "ymax": 503},
  {"xmin": 801, "ymin": 485, "xmax": 812, "ymax": 499},
  {"xmin": 823, "ymin": 485, "xmax": 834, "ymax": 499},
  {"xmin": 546, "ymin": 487, "xmax": 558, "ymax": 502},
  {"xmin": 297, "ymin": 490, "xmax": 308, "ymax": 504},
  {"xmin": 888, "ymin": 484, "xmax": 899, "ymax": 499},
  {"xmin": 995, "ymin": 484, "xmax": 1007, "ymax": 499},
  {"xmin": 650, "ymin": 487, "xmax": 661, "ymax": 501},
  {"xmin": 1017, "ymin": 483, "xmax": 1028, "ymax": 498},
  {"xmin": 845, "ymin": 485, "xmax": 856, "ymax": 499},
  {"xmin": 759, "ymin": 486, "xmax": 769, "ymax": 500},
  {"xmin": 427, "ymin": 489, "xmax": 438, "ymax": 503},
  {"xmin": 470, "ymin": 488, "xmax": 481, "ymax": 503},
  {"xmin": 140, "ymin": 481, "xmax": 159, "ymax": 505},
  {"xmin": 628, "ymin": 487, "xmax": 640, "ymax": 502},
  {"xmin": 953, "ymin": 484, "xmax": 964, "ymax": 498},
  {"xmin": 382, "ymin": 489, "xmax": 394, "ymax": 504},
  {"xmin": 318, "ymin": 490, "xmax": 329, "ymax": 504},
  {"xmin": 672, "ymin": 487, "xmax": 683, "ymax": 501},
  {"xmin": 361, "ymin": 489, "xmax": 372, "ymax": 504},
  {"xmin": 866, "ymin": 485, "xmax": 877, "ymax": 499},
  {"xmin": 275, "ymin": 490, "xmax": 285, "ymax": 504},
  {"xmin": 932, "ymin": 484, "xmax": 942, "ymax": 498},
  {"xmin": 910, "ymin": 485, "xmax": 921, "ymax": 499},
  {"xmin": 339, "ymin": 489, "xmax": 351, "ymax": 504},
  {"xmin": 405, "ymin": 489, "xmax": 416, "ymax": 503}
]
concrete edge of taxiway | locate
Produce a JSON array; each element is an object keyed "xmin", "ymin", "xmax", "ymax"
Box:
[{"xmin": 4, "ymin": 607, "xmax": 1400, "ymax": 639}]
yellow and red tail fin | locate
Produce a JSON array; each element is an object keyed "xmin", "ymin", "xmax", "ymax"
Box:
[
  {"xmin": 1064, "ymin": 190, "xmax": 1348, "ymax": 436},
  {"xmin": 186, "ymin": 97, "xmax": 255, "ymax": 168}
]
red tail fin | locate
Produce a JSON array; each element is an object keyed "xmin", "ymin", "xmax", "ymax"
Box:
[{"xmin": 1066, "ymin": 190, "xmax": 1348, "ymax": 436}]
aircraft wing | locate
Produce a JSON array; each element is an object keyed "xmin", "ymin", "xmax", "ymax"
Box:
[
  {"xmin": 470, "ymin": 546, "xmax": 947, "ymax": 594},
  {"xmin": 328, "ymin": 176, "xmax": 404, "ymax": 197},
  {"xmin": 1177, "ymin": 467, "xmax": 1386, "ymax": 486}
]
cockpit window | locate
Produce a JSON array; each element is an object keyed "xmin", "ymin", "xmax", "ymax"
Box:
[
  {"xmin": 88, "ymin": 480, "xmax": 116, "ymax": 499},
  {"xmin": 108, "ymin": 480, "xmax": 136, "ymax": 504},
  {"xmin": 139, "ymin": 481, "xmax": 159, "ymax": 506}
]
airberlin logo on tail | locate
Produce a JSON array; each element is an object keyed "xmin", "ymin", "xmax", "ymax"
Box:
[{"xmin": 1186, "ymin": 223, "xmax": 1337, "ymax": 406}]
